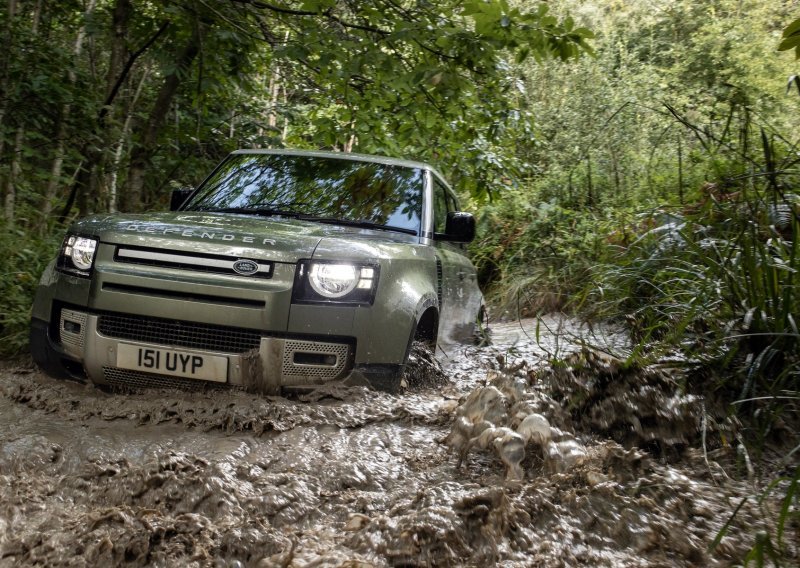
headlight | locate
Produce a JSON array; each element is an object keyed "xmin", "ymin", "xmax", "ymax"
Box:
[
  {"xmin": 294, "ymin": 261, "xmax": 378, "ymax": 304},
  {"xmin": 309, "ymin": 263, "xmax": 359, "ymax": 298},
  {"xmin": 58, "ymin": 235, "xmax": 98, "ymax": 275}
]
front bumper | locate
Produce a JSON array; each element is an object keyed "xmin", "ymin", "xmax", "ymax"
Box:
[
  {"xmin": 31, "ymin": 239, "xmax": 422, "ymax": 392},
  {"xmin": 43, "ymin": 307, "xmax": 354, "ymax": 393}
]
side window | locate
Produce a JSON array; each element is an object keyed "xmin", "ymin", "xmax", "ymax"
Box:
[{"xmin": 433, "ymin": 180, "xmax": 451, "ymax": 234}]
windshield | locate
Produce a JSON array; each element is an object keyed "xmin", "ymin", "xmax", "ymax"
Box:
[{"xmin": 184, "ymin": 153, "xmax": 424, "ymax": 235}]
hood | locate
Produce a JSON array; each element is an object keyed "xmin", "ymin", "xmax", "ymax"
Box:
[{"xmin": 72, "ymin": 212, "xmax": 416, "ymax": 264}]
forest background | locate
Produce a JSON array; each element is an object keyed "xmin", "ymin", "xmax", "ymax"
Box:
[{"xmin": 1, "ymin": 0, "xmax": 799, "ymax": 561}]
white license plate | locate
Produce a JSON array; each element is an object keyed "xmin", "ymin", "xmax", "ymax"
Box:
[{"xmin": 116, "ymin": 343, "xmax": 228, "ymax": 382}]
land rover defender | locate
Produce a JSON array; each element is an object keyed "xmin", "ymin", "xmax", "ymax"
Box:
[{"xmin": 30, "ymin": 150, "xmax": 483, "ymax": 392}]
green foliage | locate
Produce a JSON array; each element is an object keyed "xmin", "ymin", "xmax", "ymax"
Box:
[
  {"xmin": 0, "ymin": 0, "xmax": 593, "ymax": 219},
  {"xmin": 579, "ymin": 106, "xmax": 800, "ymax": 444},
  {"xmin": 470, "ymin": 192, "xmax": 636, "ymax": 316},
  {"xmin": 267, "ymin": 0, "xmax": 593, "ymax": 197},
  {"xmin": 472, "ymin": 0, "xmax": 800, "ymax": 455},
  {"xmin": 0, "ymin": 229, "xmax": 61, "ymax": 356}
]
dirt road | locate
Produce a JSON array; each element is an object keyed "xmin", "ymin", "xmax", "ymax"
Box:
[{"xmin": 0, "ymin": 318, "xmax": 779, "ymax": 566}]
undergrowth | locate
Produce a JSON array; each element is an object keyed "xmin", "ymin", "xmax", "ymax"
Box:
[
  {"xmin": 471, "ymin": 196, "xmax": 640, "ymax": 316},
  {"xmin": 0, "ymin": 228, "xmax": 61, "ymax": 356}
]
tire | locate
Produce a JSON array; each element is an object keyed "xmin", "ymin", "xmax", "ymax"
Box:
[
  {"xmin": 29, "ymin": 318, "xmax": 75, "ymax": 380},
  {"xmin": 357, "ymin": 322, "xmax": 419, "ymax": 393}
]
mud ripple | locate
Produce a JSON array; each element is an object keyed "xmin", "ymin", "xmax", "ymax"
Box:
[{"xmin": 0, "ymin": 372, "xmax": 453, "ymax": 437}]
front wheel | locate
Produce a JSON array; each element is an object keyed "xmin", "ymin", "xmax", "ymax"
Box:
[
  {"xmin": 29, "ymin": 318, "xmax": 76, "ymax": 380},
  {"xmin": 402, "ymin": 340, "xmax": 447, "ymax": 389}
]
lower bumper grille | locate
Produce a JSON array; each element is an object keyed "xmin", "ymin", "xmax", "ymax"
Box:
[
  {"xmin": 59, "ymin": 308, "xmax": 88, "ymax": 359},
  {"xmin": 97, "ymin": 313, "xmax": 261, "ymax": 354},
  {"xmin": 102, "ymin": 366, "xmax": 234, "ymax": 391},
  {"xmin": 283, "ymin": 340, "xmax": 349, "ymax": 380}
]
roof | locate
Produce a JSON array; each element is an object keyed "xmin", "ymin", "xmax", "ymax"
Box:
[{"xmin": 231, "ymin": 148, "xmax": 444, "ymax": 178}]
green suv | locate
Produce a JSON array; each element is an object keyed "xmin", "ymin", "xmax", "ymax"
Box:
[{"xmin": 30, "ymin": 150, "xmax": 483, "ymax": 392}]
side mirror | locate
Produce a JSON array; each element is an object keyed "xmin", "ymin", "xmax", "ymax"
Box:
[
  {"xmin": 444, "ymin": 211, "xmax": 476, "ymax": 243},
  {"xmin": 170, "ymin": 188, "xmax": 194, "ymax": 211}
]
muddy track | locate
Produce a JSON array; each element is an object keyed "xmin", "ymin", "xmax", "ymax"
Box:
[{"xmin": 0, "ymin": 318, "xmax": 787, "ymax": 566}]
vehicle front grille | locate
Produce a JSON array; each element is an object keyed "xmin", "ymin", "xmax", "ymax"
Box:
[
  {"xmin": 97, "ymin": 313, "xmax": 261, "ymax": 354},
  {"xmin": 103, "ymin": 366, "xmax": 234, "ymax": 392},
  {"xmin": 114, "ymin": 245, "xmax": 273, "ymax": 279}
]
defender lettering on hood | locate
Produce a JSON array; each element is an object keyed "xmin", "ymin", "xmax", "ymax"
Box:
[{"xmin": 122, "ymin": 223, "xmax": 277, "ymax": 246}]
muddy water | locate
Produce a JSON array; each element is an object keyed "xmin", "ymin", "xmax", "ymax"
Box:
[{"xmin": 0, "ymin": 317, "xmax": 785, "ymax": 566}]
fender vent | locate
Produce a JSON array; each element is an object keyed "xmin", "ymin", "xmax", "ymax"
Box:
[{"xmin": 435, "ymin": 257, "xmax": 443, "ymax": 308}]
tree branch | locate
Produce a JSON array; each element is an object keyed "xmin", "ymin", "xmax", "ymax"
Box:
[
  {"xmin": 100, "ymin": 20, "xmax": 170, "ymax": 125},
  {"xmin": 230, "ymin": 0, "xmax": 390, "ymax": 35},
  {"xmin": 229, "ymin": 0, "xmax": 316, "ymax": 17}
]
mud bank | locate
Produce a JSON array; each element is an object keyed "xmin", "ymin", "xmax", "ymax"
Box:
[{"xmin": 0, "ymin": 317, "xmax": 791, "ymax": 566}]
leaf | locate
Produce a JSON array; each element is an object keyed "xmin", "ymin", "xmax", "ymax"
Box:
[
  {"xmin": 709, "ymin": 496, "xmax": 748, "ymax": 552},
  {"xmin": 300, "ymin": 0, "xmax": 334, "ymax": 11},
  {"xmin": 777, "ymin": 35, "xmax": 800, "ymax": 52},
  {"xmin": 473, "ymin": 13, "xmax": 494, "ymax": 36},
  {"xmin": 461, "ymin": 1, "xmax": 483, "ymax": 16},
  {"xmin": 787, "ymin": 75, "xmax": 800, "ymax": 96},
  {"xmin": 783, "ymin": 17, "xmax": 800, "ymax": 38},
  {"xmin": 777, "ymin": 467, "xmax": 799, "ymax": 547}
]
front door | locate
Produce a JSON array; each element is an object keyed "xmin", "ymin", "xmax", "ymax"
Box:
[{"xmin": 431, "ymin": 177, "xmax": 482, "ymax": 344}]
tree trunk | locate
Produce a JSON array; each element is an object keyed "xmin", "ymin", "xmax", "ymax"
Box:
[
  {"xmin": 268, "ymin": 70, "xmax": 280, "ymax": 130},
  {"xmin": 123, "ymin": 24, "xmax": 200, "ymax": 211},
  {"xmin": 677, "ymin": 134, "xmax": 684, "ymax": 205},
  {"xmin": 30, "ymin": 0, "xmax": 42, "ymax": 34},
  {"xmin": 264, "ymin": 31, "xmax": 289, "ymax": 147},
  {"xmin": 0, "ymin": 0, "xmax": 19, "ymax": 161},
  {"xmin": 610, "ymin": 146, "xmax": 621, "ymax": 198},
  {"xmin": 3, "ymin": 127, "xmax": 24, "ymax": 224},
  {"xmin": 41, "ymin": 0, "xmax": 97, "ymax": 225},
  {"xmin": 107, "ymin": 0, "xmax": 132, "ymax": 100},
  {"xmin": 58, "ymin": 14, "xmax": 169, "ymax": 223},
  {"xmin": 108, "ymin": 67, "xmax": 149, "ymax": 213},
  {"xmin": 586, "ymin": 154, "xmax": 594, "ymax": 207},
  {"xmin": 83, "ymin": 0, "xmax": 131, "ymax": 217},
  {"xmin": 3, "ymin": 0, "xmax": 40, "ymax": 227}
]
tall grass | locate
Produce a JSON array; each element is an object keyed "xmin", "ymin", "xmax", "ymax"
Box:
[
  {"xmin": 573, "ymin": 111, "xmax": 800, "ymax": 562},
  {"xmin": 581, "ymin": 118, "xmax": 800, "ymax": 433}
]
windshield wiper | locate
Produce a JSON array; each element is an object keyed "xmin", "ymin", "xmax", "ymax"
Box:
[
  {"xmin": 198, "ymin": 206, "xmax": 304, "ymax": 218},
  {"xmin": 299, "ymin": 215, "xmax": 417, "ymax": 235},
  {"xmin": 192, "ymin": 207, "xmax": 417, "ymax": 235}
]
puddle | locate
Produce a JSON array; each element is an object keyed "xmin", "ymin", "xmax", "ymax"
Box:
[{"xmin": 0, "ymin": 318, "xmax": 790, "ymax": 566}]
